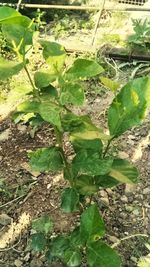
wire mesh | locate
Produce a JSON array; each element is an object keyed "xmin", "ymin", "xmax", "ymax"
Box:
[{"xmin": 118, "ymin": 0, "xmax": 148, "ymax": 5}]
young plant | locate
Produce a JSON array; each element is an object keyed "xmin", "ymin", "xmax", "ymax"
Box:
[
  {"xmin": 0, "ymin": 6, "xmax": 150, "ymax": 267},
  {"xmin": 128, "ymin": 19, "xmax": 150, "ymax": 52}
]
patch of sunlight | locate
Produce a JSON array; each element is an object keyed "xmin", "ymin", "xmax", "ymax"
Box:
[
  {"xmin": 0, "ymin": 69, "xmax": 33, "ymax": 121},
  {"xmin": 0, "ymin": 212, "xmax": 30, "ymax": 249},
  {"xmin": 132, "ymin": 132, "xmax": 150, "ymax": 162}
]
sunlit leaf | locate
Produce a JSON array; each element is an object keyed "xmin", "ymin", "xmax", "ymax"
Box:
[
  {"xmin": 108, "ymin": 76, "xmax": 150, "ymax": 137},
  {"xmin": 100, "ymin": 77, "xmax": 120, "ymax": 92},
  {"xmin": 40, "ymin": 41, "xmax": 66, "ymax": 72},
  {"xmin": 0, "ymin": 6, "xmax": 20, "ymax": 22},
  {"xmin": 60, "ymin": 82, "xmax": 85, "ymax": 106},
  {"xmin": 65, "ymin": 58, "xmax": 104, "ymax": 81},
  {"xmin": 17, "ymin": 100, "xmax": 40, "ymax": 113},
  {"xmin": 0, "ymin": 57, "xmax": 24, "ymax": 80}
]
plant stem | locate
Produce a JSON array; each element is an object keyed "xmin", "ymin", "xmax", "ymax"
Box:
[
  {"xmin": 24, "ymin": 65, "xmax": 41, "ymax": 101},
  {"xmin": 111, "ymin": 234, "xmax": 149, "ymax": 248},
  {"xmin": 103, "ymin": 139, "xmax": 111, "ymax": 158}
]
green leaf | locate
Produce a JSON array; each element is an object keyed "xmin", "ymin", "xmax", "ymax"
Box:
[
  {"xmin": 65, "ymin": 59, "xmax": 104, "ymax": 81},
  {"xmin": 62, "ymin": 113, "xmax": 85, "ymax": 132},
  {"xmin": 50, "ymin": 235, "xmax": 70, "ymax": 258},
  {"xmin": 2, "ymin": 24, "xmax": 33, "ymax": 55},
  {"xmin": 40, "ymin": 41, "xmax": 66, "ymax": 72},
  {"xmin": 60, "ymin": 82, "xmax": 85, "ymax": 106},
  {"xmin": 80, "ymin": 204, "xmax": 105, "ymax": 243},
  {"xmin": 63, "ymin": 249, "xmax": 82, "ymax": 267},
  {"xmin": 108, "ymin": 76, "xmax": 150, "ymax": 137},
  {"xmin": 73, "ymin": 150, "xmax": 113, "ymax": 176},
  {"xmin": 0, "ymin": 7, "xmax": 20, "ymax": 22},
  {"xmin": 34, "ymin": 71, "xmax": 56, "ymax": 88},
  {"xmin": 61, "ymin": 188, "xmax": 79, "ymax": 213},
  {"xmin": 95, "ymin": 174, "xmax": 119, "ymax": 188},
  {"xmin": 75, "ymin": 175, "xmax": 99, "ymax": 195},
  {"xmin": 70, "ymin": 136, "xmax": 103, "ymax": 153},
  {"xmin": 100, "ymin": 77, "xmax": 120, "ymax": 92},
  {"xmin": 39, "ymin": 102, "xmax": 62, "ymax": 130},
  {"xmin": 0, "ymin": 57, "xmax": 24, "ymax": 80},
  {"xmin": 69, "ymin": 227, "xmax": 82, "ymax": 247},
  {"xmin": 17, "ymin": 101, "xmax": 40, "ymax": 113},
  {"xmin": 87, "ymin": 241, "xmax": 122, "ymax": 267},
  {"xmin": 40, "ymin": 85, "xmax": 58, "ymax": 100},
  {"xmin": 109, "ymin": 159, "xmax": 139, "ymax": 184},
  {"xmin": 31, "ymin": 233, "xmax": 47, "ymax": 252},
  {"xmin": 32, "ymin": 215, "xmax": 53, "ymax": 235},
  {"xmin": 29, "ymin": 147, "xmax": 63, "ymax": 172}
]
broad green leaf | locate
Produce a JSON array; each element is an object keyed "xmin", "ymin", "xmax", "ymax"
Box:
[
  {"xmin": 95, "ymin": 174, "xmax": 119, "ymax": 188},
  {"xmin": 39, "ymin": 102, "xmax": 62, "ymax": 130},
  {"xmin": 40, "ymin": 85, "xmax": 58, "ymax": 100},
  {"xmin": 32, "ymin": 215, "xmax": 53, "ymax": 235},
  {"xmin": 61, "ymin": 188, "xmax": 79, "ymax": 213},
  {"xmin": 73, "ymin": 150, "xmax": 113, "ymax": 176},
  {"xmin": 50, "ymin": 235, "xmax": 70, "ymax": 258},
  {"xmin": 40, "ymin": 41, "xmax": 66, "ymax": 72},
  {"xmin": 2, "ymin": 23, "xmax": 33, "ymax": 55},
  {"xmin": 87, "ymin": 241, "xmax": 122, "ymax": 267},
  {"xmin": 80, "ymin": 204, "xmax": 105, "ymax": 243},
  {"xmin": 108, "ymin": 76, "xmax": 150, "ymax": 137},
  {"xmin": 62, "ymin": 113, "xmax": 85, "ymax": 132},
  {"xmin": 63, "ymin": 249, "xmax": 82, "ymax": 267},
  {"xmin": 34, "ymin": 71, "xmax": 56, "ymax": 88},
  {"xmin": 75, "ymin": 175, "xmax": 99, "ymax": 195},
  {"xmin": 65, "ymin": 59, "xmax": 104, "ymax": 81},
  {"xmin": 0, "ymin": 57, "xmax": 24, "ymax": 80},
  {"xmin": 70, "ymin": 137, "xmax": 103, "ymax": 153},
  {"xmin": 0, "ymin": 7, "xmax": 20, "ymax": 22},
  {"xmin": 100, "ymin": 76, "xmax": 120, "ymax": 92},
  {"xmin": 109, "ymin": 159, "xmax": 139, "ymax": 184},
  {"xmin": 29, "ymin": 147, "xmax": 63, "ymax": 172},
  {"xmin": 17, "ymin": 100, "xmax": 40, "ymax": 113},
  {"xmin": 69, "ymin": 227, "xmax": 82, "ymax": 247},
  {"xmin": 1, "ymin": 15, "xmax": 32, "ymax": 27},
  {"xmin": 31, "ymin": 233, "xmax": 47, "ymax": 252},
  {"xmin": 60, "ymin": 83, "xmax": 85, "ymax": 106}
]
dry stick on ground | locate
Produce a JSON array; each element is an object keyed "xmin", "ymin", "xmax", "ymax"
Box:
[{"xmin": 111, "ymin": 234, "xmax": 149, "ymax": 249}]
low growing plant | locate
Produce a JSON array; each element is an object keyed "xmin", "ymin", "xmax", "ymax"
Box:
[{"xmin": 0, "ymin": 6, "xmax": 150, "ymax": 267}]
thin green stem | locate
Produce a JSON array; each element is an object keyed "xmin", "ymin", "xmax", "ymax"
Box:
[
  {"xmin": 103, "ymin": 139, "xmax": 112, "ymax": 158},
  {"xmin": 24, "ymin": 65, "xmax": 41, "ymax": 101}
]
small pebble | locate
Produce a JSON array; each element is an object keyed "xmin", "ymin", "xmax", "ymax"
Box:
[{"xmin": 14, "ymin": 259, "xmax": 23, "ymax": 267}]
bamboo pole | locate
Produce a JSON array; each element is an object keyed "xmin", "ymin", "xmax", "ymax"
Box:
[
  {"xmin": 1, "ymin": 3, "xmax": 150, "ymax": 12},
  {"xmin": 91, "ymin": 0, "xmax": 106, "ymax": 46}
]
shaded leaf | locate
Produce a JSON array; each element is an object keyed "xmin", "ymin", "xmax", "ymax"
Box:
[
  {"xmin": 75, "ymin": 175, "xmax": 99, "ymax": 195},
  {"xmin": 31, "ymin": 233, "xmax": 47, "ymax": 252},
  {"xmin": 50, "ymin": 235, "xmax": 70, "ymax": 258},
  {"xmin": 108, "ymin": 76, "xmax": 150, "ymax": 137},
  {"xmin": 29, "ymin": 147, "xmax": 63, "ymax": 172},
  {"xmin": 87, "ymin": 241, "xmax": 122, "ymax": 267},
  {"xmin": 61, "ymin": 188, "xmax": 79, "ymax": 213},
  {"xmin": 34, "ymin": 71, "xmax": 56, "ymax": 88},
  {"xmin": 70, "ymin": 136, "xmax": 103, "ymax": 153},
  {"xmin": 60, "ymin": 83, "xmax": 85, "ymax": 106},
  {"xmin": 0, "ymin": 57, "xmax": 24, "ymax": 80},
  {"xmin": 32, "ymin": 215, "xmax": 53, "ymax": 235},
  {"xmin": 65, "ymin": 59, "xmax": 104, "ymax": 81},
  {"xmin": 69, "ymin": 227, "xmax": 82, "ymax": 247},
  {"xmin": 63, "ymin": 249, "xmax": 82, "ymax": 267},
  {"xmin": 39, "ymin": 102, "xmax": 62, "ymax": 130},
  {"xmin": 73, "ymin": 150, "xmax": 113, "ymax": 176},
  {"xmin": 95, "ymin": 174, "xmax": 119, "ymax": 188},
  {"xmin": 80, "ymin": 204, "xmax": 105, "ymax": 243}
]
